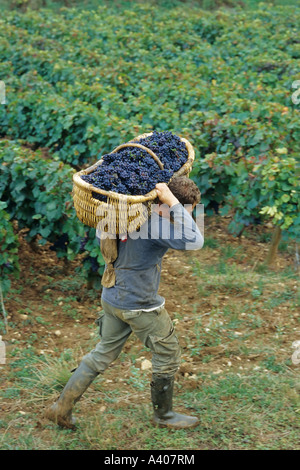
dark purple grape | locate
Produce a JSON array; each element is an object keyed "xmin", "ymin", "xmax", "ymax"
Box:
[{"xmin": 80, "ymin": 131, "xmax": 188, "ymax": 196}]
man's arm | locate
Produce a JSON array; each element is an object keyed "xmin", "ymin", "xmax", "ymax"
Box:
[{"xmin": 153, "ymin": 183, "xmax": 204, "ymax": 251}]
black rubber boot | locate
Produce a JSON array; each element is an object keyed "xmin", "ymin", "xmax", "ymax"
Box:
[
  {"xmin": 150, "ymin": 374, "xmax": 199, "ymax": 429},
  {"xmin": 45, "ymin": 362, "xmax": 99, "ymax": 430}
]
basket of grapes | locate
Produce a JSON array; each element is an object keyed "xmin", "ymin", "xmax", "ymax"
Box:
[{"xmin": 72, "ymin": 131, "xmax": 195, "ymax": 235}]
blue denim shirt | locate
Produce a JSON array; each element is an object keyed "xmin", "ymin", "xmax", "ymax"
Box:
[{"xmin": 101, "ymin": 203, "xmax": 203, "ymax": 310}]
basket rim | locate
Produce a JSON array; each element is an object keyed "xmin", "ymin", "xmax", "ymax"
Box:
[{"xmin": 72, "ymin": 132, "xmax": 195, "ymax": 203}]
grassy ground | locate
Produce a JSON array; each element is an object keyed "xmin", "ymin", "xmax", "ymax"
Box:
[{"xmin": 0, "ymin": 216, "xmax": 299, "ymax": 450}]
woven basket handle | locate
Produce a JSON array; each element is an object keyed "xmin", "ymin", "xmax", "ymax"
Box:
[{"xmin": 111, "ymin": 143, "xmax": 164, "ymax": 170}]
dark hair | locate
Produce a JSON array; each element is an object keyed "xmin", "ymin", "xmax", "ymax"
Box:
[{"xmin": 168, "ymin": 176, "xmax": 201, "ymax": 206}]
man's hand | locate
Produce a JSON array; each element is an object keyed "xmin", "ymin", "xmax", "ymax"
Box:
[{"xmin": 155, "ymin": 183, "xmax": 179, "ymax": 208}]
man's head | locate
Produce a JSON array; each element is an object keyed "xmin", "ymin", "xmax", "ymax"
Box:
[
  {"xmin": 154, "ymin": 177, "xmax": 201, "ymax": 218},
  {"xmin": 168, "ymin": 176, "xmax": 201, "ymax": 207}
]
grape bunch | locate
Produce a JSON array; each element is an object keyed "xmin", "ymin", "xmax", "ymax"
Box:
[
  {"xmin": 137, "ymin": 130, "xmax": 188, "ymax": 172},
  {"xmin": 80, "ymin": 131, "xmax": 188, "ymax": 201}
]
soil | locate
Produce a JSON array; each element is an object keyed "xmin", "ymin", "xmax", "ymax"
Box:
[{"xmin": 0, "ymin": 215, "xmax": 298, "ymax": 439}]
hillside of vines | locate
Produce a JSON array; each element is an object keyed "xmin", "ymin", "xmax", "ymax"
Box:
[{"xmin": 0, "ymin": 1, "xmax": 299, "ymax": 293}]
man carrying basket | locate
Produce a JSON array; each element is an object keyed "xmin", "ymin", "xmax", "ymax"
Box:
[{"xmin": 45, "ymin": 176, "xmax": 203, "ymax": 430}]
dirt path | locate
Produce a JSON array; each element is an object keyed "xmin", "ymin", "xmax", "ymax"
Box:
[{"xmin": 0, "ymin": 215, "xmax": 298, "ymax": 448}]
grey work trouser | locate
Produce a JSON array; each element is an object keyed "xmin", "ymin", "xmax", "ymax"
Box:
[{"xmin": 82, "ymin": 299, "xmax": 181, "ymax": 377}]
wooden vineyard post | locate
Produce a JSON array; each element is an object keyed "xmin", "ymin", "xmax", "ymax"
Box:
[{"xmin": 265, "ymin": 225, "xmax": 282, "ymax": 266}]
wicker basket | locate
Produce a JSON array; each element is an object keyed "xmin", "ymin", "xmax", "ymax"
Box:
[{"xmin": 72, "ymin": 132, "xmax": 195, "ymax": 235}]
